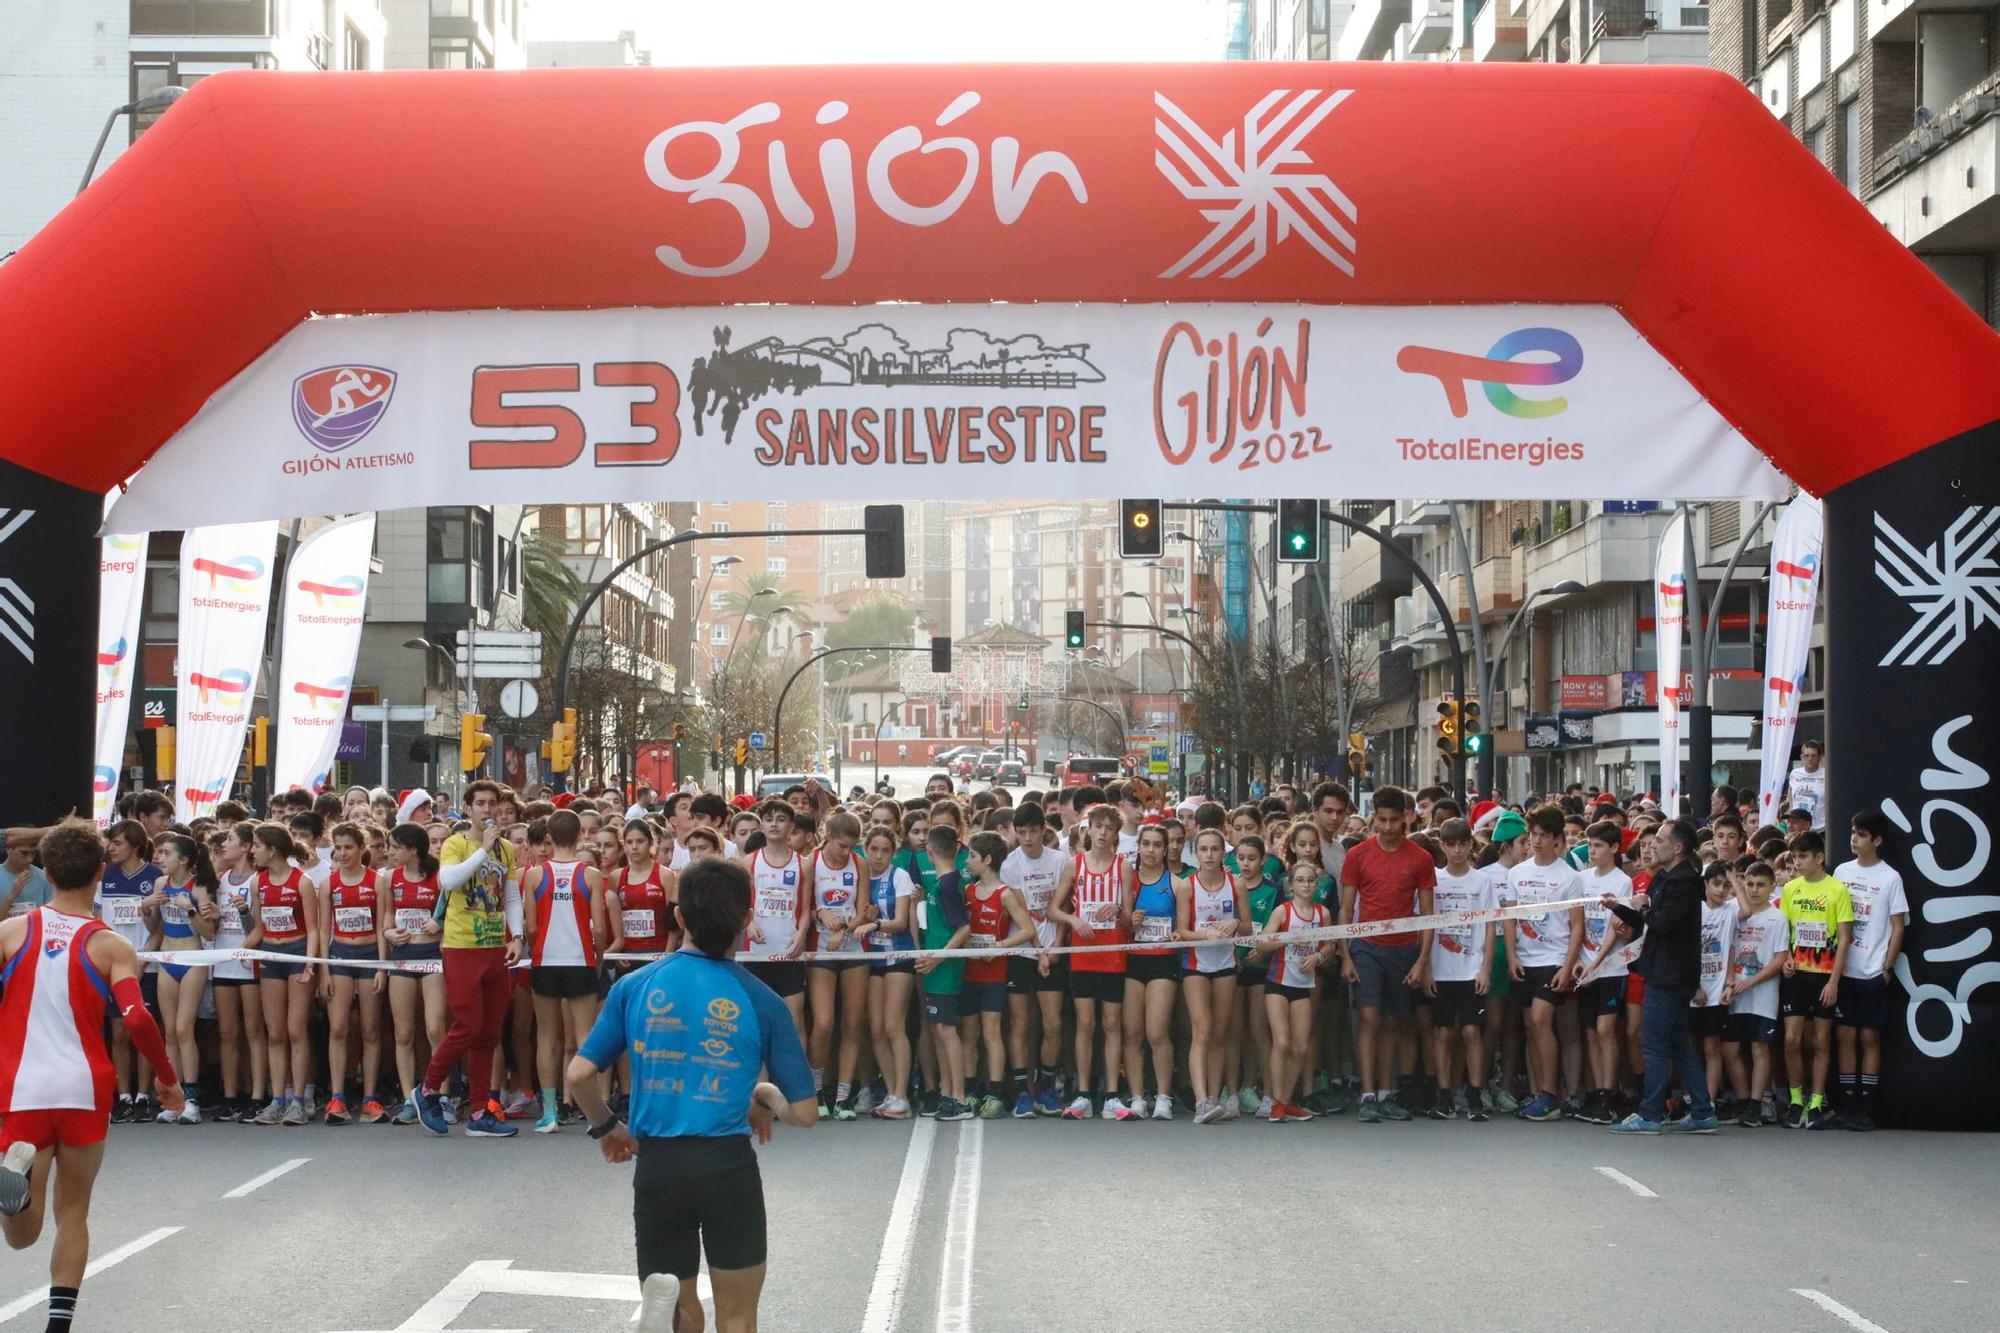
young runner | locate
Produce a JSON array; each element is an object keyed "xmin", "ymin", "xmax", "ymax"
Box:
[
  {"xmin": 379, "ymin": 823, "xmax": 453, "ymax": 1127},
  {"xmin": 1693, "ymin": 862, "xmax": 1741, "ymax": 1114},
  {"xmin": 523, "ymin": 810, "xmax": 608, "ymax": 1134},
  {"xmin": 0, "ymin": 822, "xmax": 183, "ymax": 1333},
  {"xmin": 1723, "ymin": 861, "xmax": 1789, "ymax": 1128},
  {"xmin": 1571, "ymin": 821, "xmax": 1636, "ymax": 1125},
  {"xmin": 1831, "ymin": 810, "xmax": 1908, "ymax": 1131},
  {"xmin": 1230, "ymin": 835, "xmax": 1279, "ymax": 1118},
  {"xmin": 94, "ymin": 821, "xmax": 162, "ymax": 1125},
  {"xmin": 1179, "ymin": 827, "xmax": 1247, "ymax": 1123},
  {"xmin": 858, "ymin": 827, "xmax": 916, "ymax": 1120},
  {"xmin": 959, "ymin": 832, "xmax": 1036, "ymax": 1120},
  {"xmin": 138, "ymin": 833, "xmax": 215, "ymax": 1125},
  {"xmin": 1503, "ymin": 805, "xmax": 1585, "ymax": 1122},
  {"xmin": 248, "ymin": 823, "xmax": 321, "ymax": 1126},
  {"xmin": 208, "ymin": 824, "xmax": 265, "ymax": 1122},
  {"xmin": 914, "ymin": 825, "xmax": 973, "ymax": 1122},
  {"xmin": 1427, "ymin": 820, "xmax": 1496, "ymax": 1122},
  {"xmin": 805, "ymin": 812, "xmax": 870, "ymax": 1120},
  {"xmin": 604, "ymin": 820, "xmax": 674, "ymax": 1117},
  {"xmin": 1122, "ymin": 824, "xmax": 1183, "ymax": 1120},
  {"xmin": 738, "ymin": 801, "xmax": 809, "ymax": 1041},
  {"xmin": 1255, "ymin": 862, "xmax": 1331, "ymax": 1122},
  {"xmin": 1338, "ymin": 788, "xmax": 1436, "ymax": 1124},
  {"xmin": 1050, "ymin": 805, "xmax": 1133, "ymax": 1120},
  {"xmin": 1778, "ymin": 830, "xmax": 1853, "ymax": 1129},
  {"xmin": 1000, "ymin": 802, "xmax": 1066, "ymax": 1117},
  {"xmin": 321, "ymin": 822, "xmax": 387, "ymax": 1125}
]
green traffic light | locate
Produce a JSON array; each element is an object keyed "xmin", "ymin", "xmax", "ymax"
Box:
[
  {"xmin": 1288, "ymin": 532, "xmax": 1308, "ymax": 550},
  {"xmin": 1464, "ymin": 735, "xmax": 1484, "ymax": 754}
]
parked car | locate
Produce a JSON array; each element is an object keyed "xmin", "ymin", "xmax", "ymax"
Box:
[
  {"xmin": 993, "ymin": 760, "xmax": 1028, "ymax": 786},
  {"xmin": 932, "ymin": 744, "xmax": 980, "ymax": 767},
  {"xmin": 973, "ymin": 751, "xmax": 1005, "ymax": 780}
]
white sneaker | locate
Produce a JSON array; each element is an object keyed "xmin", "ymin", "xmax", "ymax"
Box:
[
  {"xmin": 1256, "ymin": 1095, "xmax": 1275, "ymax": 1119},
  {"xmin": 854, "ymin": 1086, "xmax": 879, "ymax": 1115},
  {"xmin": 1151, "ymin": 1094, "xmax": 1174, "ymax": 1121},
  {"xmin": 1062, "ymin": 1096, "xmax": 1093, "ymax": 1120},
  {"xmin": 635, "ymin": 1271, "xmax": 680, "ymax": 1333},
  {"xmin": 1103, "ymin": 1095, "xmax": 1133, "ymax": 1121},
  {"xmin": 178, "ymin": 1100, "xmax": 201, "ymax": 1125},
  {"xmin": 1192, "ymin": 1098, "xmax": 1217, "ymax": 1124},
  {"xmin": 0, "ymin": 1141, "xmax": 36, "ymax": 1217},
  {"xmin": 1219, "ymin": 1095, "xmax": 1241, "ymax": 1121},
  {"xmin": 154, "ymin": 1104, "xmax": 179, "ymax": 1124}
]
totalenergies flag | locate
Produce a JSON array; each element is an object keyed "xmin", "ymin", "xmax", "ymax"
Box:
[
  {"xmin": 1756, "ymin": 496, "xmax": 1825, "ymax": 828},
  {"xmin": 273, "ymin": 513, "xmax": 374, "ymax": 794},
  {"xmin": 93, "ymin": 513, "xmax": 147, "ymax": 827},
  {"xmin": 1654, "ymin": 509, "xmax": 1688, "ymax": 817},
  {"xmin": 175, "ymin": 519, "xmax": 279, "ymax": 821}
]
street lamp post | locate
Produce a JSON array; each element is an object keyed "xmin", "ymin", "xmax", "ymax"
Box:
[
  {"xmin": 1480, "ymin": 580, "xmax": 1585, "ymax": 799},
  {"xmin": 773, "ymin": 644, "xmax": 919, "ymax": 764},
  {"xmin": 79, "ymin": 86, "xmax": 187, "ymax": 195},
  {"xmin": 403, "ymin": 636, "xmax": 464, "ymax": 789}
]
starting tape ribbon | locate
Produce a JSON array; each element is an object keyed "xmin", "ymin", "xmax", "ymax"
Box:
[{"xmin": 136, "ymin": 895, "xmax": 1614, "ymax": 972}]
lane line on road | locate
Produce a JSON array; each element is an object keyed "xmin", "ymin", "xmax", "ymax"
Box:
[
  {"xmin": 1592, "ymin": 1166, "xmax": 1658, "ymax": 1199},
  {"xmin": 1792, "ymin": 1289, "xmax": 1891, "ymax": 1333},
  {"xmin": 860, "ymin": 1115, "xmax": 938, "ymax": 1333},
  {"xmin": 0, "ymin": 1226, "xmax": 181, "ymax": 1326},
  {"xmin": 935, "ymin": 1120, "xmax": 985, "ymax": 1333},
  {"xmin": 222, "ymin": 1157, "xmax": 310, "ymax": 1199}
]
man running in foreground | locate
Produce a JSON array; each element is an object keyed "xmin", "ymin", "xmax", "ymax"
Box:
[
  {"xmin": 0, "ymin": 822, "xmax": 183, "ymax": 1332},
  {"xmin": 569, "ymin": 856, "xmax": 816, "ymax": 1333}
]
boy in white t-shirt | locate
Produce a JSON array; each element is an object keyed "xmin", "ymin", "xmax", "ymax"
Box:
[
  {"xmin": 1723, "ymin": 861, "xmax": 1788, "ymax": 1128},
  {"xmin": 1426, "ymin": 820, "xmax": 1497, "ymax": 1122},
  {"xmin": 1479, "ymin": 812, "xmax": 1529, "ymax": 1113},
  {"xmin": 1572, "ymin": 821, "xmax": 1636, "ymax": 1126},
  {"xmin": 1503, "ymin": 805, "xmax": 1585, "ymax": 1123},
  {"xmin": 1001, "ymin": 803, "xmax": 1068, "ymax": 1116},
  {"xmin": 1832, "ymin": 810, "xmax": 1909, "ymax": 1131},
  {"xmin": 1693, "ymin": 861, "xmax": 1740, "ymax": 1113}
]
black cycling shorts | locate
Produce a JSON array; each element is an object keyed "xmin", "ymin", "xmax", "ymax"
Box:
[
  {"xmin": 531, "ymin": 965, "xmax": 598, "ymax": 1000},
  {"xmin": 634, "ymin": 1136, "xmax": 766, "ymax": 1277}
]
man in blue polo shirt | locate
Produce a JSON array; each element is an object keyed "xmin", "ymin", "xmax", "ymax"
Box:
[{"xmin": 569, "ymin": 856, "xmax": 816, "ymax": 1333}]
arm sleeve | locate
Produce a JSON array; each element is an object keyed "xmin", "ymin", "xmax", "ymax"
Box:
[
  {"xmin": 504, "ymin": 876, "xmax": 523, "ymax": 936},
  {"xmin": 438, "ymin": 848, "xmax": 487, "ymax": 891},
  {"xmin": 112, "ymin": 974, "xmax": 177, "ymax": 1086}
]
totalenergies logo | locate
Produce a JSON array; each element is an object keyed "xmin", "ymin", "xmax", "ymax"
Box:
[
  {"xmin": 292, "ymin": 365, "xmax": 396, "ymax": 452},
  {"xmin": 97, "ymin": 637, "xmax": 129, "ymax": 669},
  {"xmin": 188, "ymin": 667, "xmax": 253, "ymax": 704},
  {"xmin": 182, "ymin": 776, "xmax": 233, "ymax": 804},
  {"xmin": 292, "ymin": 675, "xmax": 350, "ymax": 712},
  {"xmin": 1657, "ymin": 571, "xmax": 1686, "ymax": 611},
  {"xmin": 295, "ymin": 573, "xmax": 364, "ymax": 607},
  {"xmin": 1775, "ymin": 553, "xmax": 1819, "ymax": 594},
  {"xmin": 92, "ymin": 765, "xmax": 118, "ymax": 795},
  {"xmin": 104, "ymin": 534, "xmax": 142, "ymax": 553},
  {"xmin": 1397, "ymin": 327, "xmax": 1583, "ymax": 419},
  {"xmin": 190, "ymin": 553, "xmax": 266, "ymax": 593}
]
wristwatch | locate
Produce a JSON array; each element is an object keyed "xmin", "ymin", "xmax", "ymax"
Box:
[{"xmin": 588, "ymin": 1114, "xmax": 624, "ymax": 1140}]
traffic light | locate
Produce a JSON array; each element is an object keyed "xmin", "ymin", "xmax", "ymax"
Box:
[
  {"xmin": 931, "ymin": 636, "xmax": 952, "ymax": 673},
  {"xmin": 672, "ymin": 722, "xmax": 685, "ymax": 743},
  {"xmin": 735, "ymin": 737, "xmax": 749, "ymax": 766},
  {"xmin": 1119, "ymin": 499, "xmax": 1164, "ymax": 559},
  {"xmin": 1435, "ymin": 698, "xmax": 1461, "ymax": 756},
  {"xmin": 549, "ymin": 708, "xmax": 577, "ymax": 773},
  {"xmin": 1276, "ymin": 498, "xmax": 1323, "ymax": 564},
  {"xmin": 863, "ymin": 504, "xmax": 906, "ymax": 579},
  {"xmin": 1346, "ymin": 730, "xmax": 1367, "ymax": 781},
  {"xmin": 1461, "ymin": 699, "xmax": 1484, "ymax": 755},
  {"xmin": 1065, "ymin": 609, "xmax": 1086, "ymax": 649},
  {"xmin": 460, "ymin": 712, "xmax": 492, "ymax": 773},
  {"xmin": 156, "ymin": 725, "xmax": 176, "ymax": 782},
  {"xmin": 1017, "ymin": 692, "xmax": 1030, "ymax": 711}
]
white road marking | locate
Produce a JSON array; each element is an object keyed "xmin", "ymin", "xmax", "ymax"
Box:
[
  {"xmin": 222, "ymin": 1157, "xmax": 310, "ymax": 1198},
  {"xmin": 1593, "ymin": 1166, "xmax": 1659, "ymax": 1198},
  {"xmin": 327, "ymin": 1258, "xmax": 713, "ymax": 1333},
  {"xmin": 1792, "ymin": 1289, "xmax": 1892, "ymax": 1333},
  {"xmin": 935, "ymin": 1119, "xmax": 985, "ymax": 1333},
  {"xmin": 0, "ymin": 1226, "xmax": 181, "ymax": 1325},
  {"xmin": 860, "ymin": 1115, "xmax": 938, "ymax": 1333}
]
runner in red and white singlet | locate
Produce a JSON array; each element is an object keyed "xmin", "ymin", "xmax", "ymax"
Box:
[
  {"xmin": 247, "ymin": 823, "xmax": 319, "ymax": 1126},
  {"xmin": 321, "ymin": 823, "xmax": 386, "ymax": 1125},
  {"xmin": 1050, "ymin": 805, "xmax": 1135, "ymax": 1119},
  {"xmin": 521, "ymin": 811, "xmax": 606, "ymax": 1133},
  {"xmin": 379, "ymin": 823, "xmax": 449, "ymax": 1128}
]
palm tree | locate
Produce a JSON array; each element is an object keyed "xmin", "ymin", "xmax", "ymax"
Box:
[
  {"xmin": 520, "ymin": 533, "xmax": 585, "ymax": 669},
  {"xmin": 714, "ymin": 567, "xmax": 811, "ymax": 658}
]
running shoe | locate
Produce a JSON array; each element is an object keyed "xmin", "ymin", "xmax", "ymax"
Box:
[
  {"xmin": 1255, "ymin": 1095, "xmax": 1274, "ymax": 1119},
  {"xmin": 1467, "ymin": 1089, "xmax": 1491, "ymax": 1123},
  {"xmin": 416, "ymin": 1094, "xmax": 449, "ymax": 1136},
  {"xmin": 1061, "ymin": 1096, "xmax": 1093, "ymax": 1120},
  {"xmin": 1665, "ymin": 1113, "xmax": 1721, "ymax": 1134},
  {"xmin": 1356, "ymin": 1098, "xmax": 1381, "ymax": 1124},
  {"xmin": 635, "ymin": 1271, "xmax": 680, "ymax": 1333},
  {"xmin": 1034, "ymin": 1087, "xmax": 1063, "ymax": 1116},
  {"xmin": 323, "ymin": 1097, "xmax": 351, "ymax": 1126},
  {"xmin": 977, "ymin": 1095, "xmax": 1003, "ymax": 1120},
  {"xmin": 1738, "ymin": 1104, "xmax": 1762, "ymax": 1129},
  {"xmin": 833, "ymin": 1099, "xmax": 859, "ymax": 1122},
  {"xmin": 1608, "ymin": 1113, "xmax": 1663, "ymax": 1134},
  {"xmin": 816, "ymin": 1101, "xmax": 829, "ymax": 1121},
  {"xmin": 1283, "ymin": 1101, "xmax": 1314, "ymax": 1123},
  {"xmin": 917, "ymin": 1090, "xmax": 940, "ymax": 1118},
  {"xmin": 874, "ymin": 1094, "xmax": 911, "ymax": 1120},
  {"xmin": 1845, "ymin": 1104, "xmax": 1876, "ymax": 1132},
  {"xmin": 466, "ymin": 1111, "xmax": 519, "ymax": 1137},
  {"xmin": 358, "ymin": 1098, "xmax": 388, "ymax": 1125},
  {"xmin": 1782, "ymin": 1099, "xmax": 1806, "ymax": 1129},
  {"xmin": 502, "ymin": 1091, "xmax": 539, "ymax": 1121},
  {"xmin": 177, "ymin": 1101, "xmax": 201, "ymax": 1126},
  {"xmin": 1426, "ymin": 1093, "xmax": 1454, "ymax": 1121},
  {"xmin": 442, "ymin": 1097, "xmax": 462, "ymax": 1126},
  {"xmin": 1151, "ymin": 1094, "xmax": 1174, "ymax": 1121},
  {"xmin": 154, "ymin": 1102, "xmax": 180, "ymax": 1125},
  {"xmin": 558, "ymin": 1102, "xmax": 585, "ymax": 1126},
  {"xmin": 854, "ymin": 1087, "xmax": 880, "ymax": 1117},
  {"xmin": 1218, "ymin": 1095, "xmax": 1241, "ymax": 1122},
  {"xmin": 1761, "ymin": 1090, "xmax": 1779, "ymax": 1125},
  {"xmin": 0, "ymin": 1142, "xmax": 36, "ymax": 1216},
  {"xmin": 935, "ymin": 1097, "xmax": 973, "ymax": 1122},
  {"xmin": 1267, "ymin": 1100, "xmax": 1287, "ymax": 1123},
  {"xmin": 1103, "ymin": 1096, "xmax": 1136, "ymax": 1121},
  {"xmin": 280, "ymin": 1100, "xmax": 309, "ymax": 1127},
  {"xmin": 110, "ymin": 1096, "xmax": 134, "ymax": 1125},
  {"xmin": 1237, "ymin": 1085, "xmax": 1262, "ymax": 1117},
  {"xmin": 1011, "ymin": 1092, "xmax": 1036, "ymax": 1119},
  {"xmin": 534, "ymin": 1110, "xmax": 561, "ymax": 1134},
  {"xmin": 1192, "ymin": 1098, "xmax": 1218, "ymax": 1124},
  {"xmin": 391, "ymin": 1100, "xmax": 419, "ymax": 1127},
  {"xmin": 251, "ymin": 1099, "xmax": 285, "ymax": 1126},
  {"xmin": 1804, "ymin": 1105, "xmax": 1830, "ymax": 1131},
  {"xmin": 1488, "ymin": 1087, "xmax": 1520, "ymax": 1115},
  {"xmin": 1519, "ymin": 1093, "xmax": 1564, "ymax": 1122},
  {"xmin": 133, "ymin": 1094, "xmax": 155, "ymax": 1123}
]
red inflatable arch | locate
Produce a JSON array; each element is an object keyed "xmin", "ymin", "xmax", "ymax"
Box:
[{"xmin": 0, "ymin": 63, "xmax": 1995, "ymax": 1127}]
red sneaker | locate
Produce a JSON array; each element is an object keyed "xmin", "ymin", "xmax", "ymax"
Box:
[
  {"xmin": 323, "ymin": 1096, "xmax": 350, "ymax": 1126},
  {"xmin": 1284, "ymin": 1102, "xmax": 1315, "ymax": 1122},
  {"xmin": 1268, "ymin": 1101, "xmax": 1288, "ymax": 1123},
  {"xmin": 358, "ymin": 1098, "xmax": 387, "ymax": 1124}
]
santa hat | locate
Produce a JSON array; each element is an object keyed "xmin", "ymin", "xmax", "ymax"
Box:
[
  {"xmin": 396, "ymin": 788, "xmax": 433, "ymax": 824},
  {"xmin": 730, "ymin": 793, "xmax": 757, "ymax": 811},
  {"xmin": 552, "ymin": 792, "xmax": 576, "ymax": 809},
  {"xmin": 1468, "ymin": 800, "xmax": 1500, "ymax": 831}
]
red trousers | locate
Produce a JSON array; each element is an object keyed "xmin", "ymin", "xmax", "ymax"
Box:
[{"xmin": 423, "ymin": 947, "xmax": 510, "ymax": 1107}]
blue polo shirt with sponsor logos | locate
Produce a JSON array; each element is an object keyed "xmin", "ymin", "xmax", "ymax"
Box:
[{"xmin": 580, "ymin": 948, "xmax": 811, "ymax": 1140}]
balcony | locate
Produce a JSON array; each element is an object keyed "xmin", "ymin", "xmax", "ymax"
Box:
[
  {"xmin": 1408, "ymin": 0, "xmax": 1456, "ymax": 52},
  {"xmin": 1472, "ymin": 548, "xmax": 1525, "ymax": 617},
  {"xmin": 1474, "ymin": 0, "xmax": 1529, "ymax": 59},
  {"xmin": 1871, "ymin": 111, "xmax": 2000, "ymax": 269},
  {"xmin": 1339, "ymin": 0, "xmax": 1413, "ymax": 60},
  {"xmin": 1340, "ymin": 530, "xmax": 1415, "ymax": 605},
  {"xmin": 1522, "ymin": 508, "xmax": 1671, "ymax": 589}
]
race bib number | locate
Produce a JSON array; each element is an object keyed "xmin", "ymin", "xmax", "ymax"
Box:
[
  {"xmin": 220, "ymin": 905, "xmax": 244, "ymax": 933},
  {"xmin": 261, "ymin": 906, "xmax": 297, "ymax": 934},
  {"xmin": 1023, "ymin": 882, "xmax": 1055, "ymax": 915},
  {"xmin": 1701, "ymin": 953, "xmax": 1725, "ymax": 980},
  {"xmin": 1136, "ymin": 915, "xmax": 1172, "ymax": 944},
  {"xmin": 1795, "ymin": 920, "xmax": 1829, "ymax": 951},
  {"xmin": 969, "ymin": 932, "xmax": 997, "ymax": 950},
  {"xmin": 756, "ymin": 887, "xmax": 796, "ymax": 921},
  {"xmin": 1286, "ymin": 942, "xmax": 1315, "ymax": 971},
  {"xmin": 163, "ymin": 899, "xmax": 189, "ymax": 927},
  {"xmin": 622, "ymin": 909, "xmax": 657, "ymax": 940},
  {"xmin": 334, "ymin": 906, "xmax": 374, "ymax": 936},
  {"xmin": 103, "ymin": 898, "xmax": 143, "ymax": 928},
  {"xmin": 395, "ymin": 908, "xmax": 431, "ymax": 935},
  {"xmin": 1084, "ymin": 902, "xmax": 1119, "ymax": 930}
]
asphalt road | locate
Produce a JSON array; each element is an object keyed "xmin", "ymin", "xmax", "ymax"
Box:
[{"xmin": 0, "ymin": 1112, "xmax": 1991, "ymax": 1332}]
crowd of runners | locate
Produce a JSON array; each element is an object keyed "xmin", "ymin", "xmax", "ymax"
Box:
[{"xmin": 0, "ymin": 755, "xmax": 1901, "ymax": 1139}]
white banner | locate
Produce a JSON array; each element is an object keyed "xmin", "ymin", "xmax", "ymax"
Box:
[
  {"xmin": 93, "ymin": 523, "xmax": 147, "ymax": 827},
  {"xmin": 1654, "ymin": 510, "xmax": 1688, "ymax": 817},
  {"xmin": 1756, "ymin": 495, "xmax": 1824, "ymax": 828},
  {"xmin": 107, "ymin": 304, "xmax": 1789, "ymax": 530},
  {"xmin": 175, "ymin": 520, "xmax": 278, "ymax": 821},
  {"xmin": 272, "ymin": 513, "xmax": 374, "ymax": 794}
]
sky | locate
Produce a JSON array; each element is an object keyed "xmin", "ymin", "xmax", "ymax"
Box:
[{"xmin": 526, "ymin": 0, "xmax": 1232, "ymax": 66}]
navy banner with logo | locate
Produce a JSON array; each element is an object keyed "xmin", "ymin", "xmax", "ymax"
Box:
[
  {"xmin": 0, "ymin": 460, "xmax": 97, "ymax": 824},
  {"xmin": 1826, "ymin": 420, "xmax": 2000, "ymax": 1130}
]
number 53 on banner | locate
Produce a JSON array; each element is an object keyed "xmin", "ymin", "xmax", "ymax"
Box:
[{"xmin": 468, "ymin": 362, "xmax": 681, "ymax": 471}]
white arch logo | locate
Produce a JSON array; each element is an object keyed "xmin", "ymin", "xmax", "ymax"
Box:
[
  {"xmin": 0, "ymin": 508, "xmax": 32, "ymax": 664},
  {"xmin": 1875, "ymin": 507, "xmax": 2000, "ymax": 666}
]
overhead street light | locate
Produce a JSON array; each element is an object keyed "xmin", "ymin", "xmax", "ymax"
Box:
[{"xmin": 80, "ymin": 85, "xmax": 187, "ymax": 195}]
